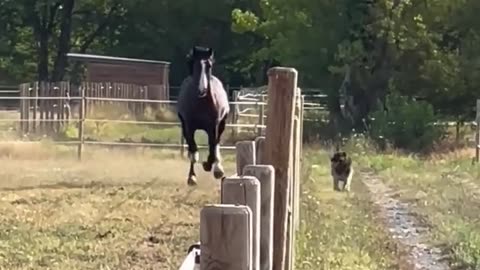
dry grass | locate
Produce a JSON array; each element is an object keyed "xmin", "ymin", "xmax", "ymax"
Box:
[
  {"xmin": 0, "ymin": 139, "xmax": 408, "ymax": 269},
  {"xmin": 295, "ymin": 148, "xmax": 402, "ymax": 270},
  {"xmin": 348, "ymin": 141, "xmax": 480, "ymax": 269},
  {"xmin": 0, "ymin": 142, "xmax": 235, "ymax": 270}
]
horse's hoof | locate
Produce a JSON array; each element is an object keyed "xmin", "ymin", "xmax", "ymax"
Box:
[
  {"xmin": 187, "ymin": 176, "xmax": 197, "ymax": 186},
  {"xmin": 202, "ymin": 162, "xmax": 212, "ymax": 172},
  {"xmin": 213, "ymin": 163, "xmax": 225, "ymax": 179}
]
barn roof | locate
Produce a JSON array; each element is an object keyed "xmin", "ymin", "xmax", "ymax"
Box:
[{"xmin": 67, "ymin": 53, "xmax": 170, "ymax": 66}]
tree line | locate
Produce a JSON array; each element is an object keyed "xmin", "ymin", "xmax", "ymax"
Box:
[{"xmin": 1, "ymin": 0, "xmax": 479, "ymax": 151}]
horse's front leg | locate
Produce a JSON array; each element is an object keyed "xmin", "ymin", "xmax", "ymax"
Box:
[
  {"xmin": 180, "ymin": 116, "xmax": 199, "ymax": 186},
  {"xmin": 186, "ymin": 130, "xmax": 199, "ymax": 186},
  {"xmin": 203, "ymin": 117, "xmax": 227, "ymax": 179}
]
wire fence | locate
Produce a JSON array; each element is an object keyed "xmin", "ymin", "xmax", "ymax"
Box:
[{"xmin": 0, "ymin": 93, "xmax": 269, "ymax": 160}]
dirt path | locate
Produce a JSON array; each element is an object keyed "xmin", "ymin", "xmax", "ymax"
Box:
[{"xmin": 360, "ymin": 169, "xmax": 450, "ymax": 270}]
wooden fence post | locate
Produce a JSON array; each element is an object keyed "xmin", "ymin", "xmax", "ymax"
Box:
[
  {"xmin": 32, "ymin": 82, "xmax": 38, "ymax": 133},
  {"xmin": 236, "ymin": 140, "xmax": 256, "ymax": 175},
  {"xmin": 258, "ymin": 95, "xmax": 266, "ymax": 136},
  {"xmin": 25, "ymin": 84, "xmax": 31, "ymax": 134},
  {"xmin": 263, "ymin": 67, "xmax": 298, "ymax": 270},
  {"xmin": 39, "ymin": 82, "xmax": 45, "ymax": 133},
  {"xmin": 243, "ymin": 165, "xmax": 275, "ymax": 270},
  {"xmin": 476, "ymin": 99, "xmax": 480, "ymax": 163},
  {"xmin": 299, "ymin": 95, "xmax": 304, "ymax": 159},
  {"xmin": 200, "ymin": 204, "xmax": 253, "ymax": 270},
  {"xmin": 77, "ymin": 85, "xmax": 85, "ymax": 161},
  {"xmin": 19, "ymin": 83, "xmax": 25, "ymax": 134},
  {"xmin": 221, "ymin": 176, "xmax": 261, "ymax": 270},
  {"xmin": 255, "ymin": 136, "xmax": 266, "ymax": 165},
  {"xmin": 286, "ymin": 89, "xmax": 302, "ymax": 270},
  {"xmin": 293, "ymin": 92, "xmax": 302, "ymax": 232}
]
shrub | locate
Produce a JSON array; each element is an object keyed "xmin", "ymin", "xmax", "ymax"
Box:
[{"xmin": 369, "ymin": 94, "xmax": 445, "ymax": 152}]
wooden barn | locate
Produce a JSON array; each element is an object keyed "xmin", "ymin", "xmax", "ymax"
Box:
[{"xmin": 67, "ymin": 53, "xmax": 171, "ymax": 101}]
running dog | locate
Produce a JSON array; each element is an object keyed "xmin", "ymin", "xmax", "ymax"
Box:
[{"xmin": 330, "ymin": 151, "xmax": 354, "ymax": 192}]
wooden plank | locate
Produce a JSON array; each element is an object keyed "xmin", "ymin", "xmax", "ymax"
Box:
[
  {"xmin": 200, "ymin": 204, "xmax": 253, "ymax": 270},
  {"xmin": 87, "ymin": 62, "xmax": 167, "ymax": 85},
  {"xmin": 255, "ymin": 137, "xmax": 266, "ymax": 165},
  {"xmin": 236, "ymin": 141, "xmax": 256, "ymax": 175},
  {"xmin": 263, "ymin": 67, "xmax": 298, "ymax": 270},
  {"xmin": 221, "ymin": 176, "xmax": 261, "ymax": 270},
  {"xmin": 243, "ymin": 165, "xmax": 275, "ymax": 270}
]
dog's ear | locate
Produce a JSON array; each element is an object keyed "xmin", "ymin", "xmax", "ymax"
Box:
[
  {"xmin": 330, "ymin": 153, "xmax": 338, "ymax": 162},
  {"xmin": 344, "ymin": 156, "xmax": 352, "ymax": 166}
]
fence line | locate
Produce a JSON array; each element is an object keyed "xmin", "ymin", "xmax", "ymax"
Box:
[
  {"xmin": 195, "ymin": 67, "xmax": 302, "ymax": 270},
  {"xmin": 3, "ymin": 92, "xmax": 269, "ymax": 158}
]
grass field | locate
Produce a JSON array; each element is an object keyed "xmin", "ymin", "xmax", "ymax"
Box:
[
  {"xmin": 296, "ymin": 149, "xmax": 402, "ymax": 270},
  {"xmin": 351, "ymin": 147, "xmax": 480, "ymax": 269},
  {"xmin": 0, "ymin": 142, "xmax": 235, "ymax": 269},
  {"xmin": 0, "ymin": 140, "xmax": 406, "ymax": 270},
  {"xmin": 1, "ymin": 114, "xmax": 480, "ymax": 269}
]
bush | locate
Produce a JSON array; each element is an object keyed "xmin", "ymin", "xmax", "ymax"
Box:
[{"xmin": 369, "ymin": 94, "xmax": 445, "ymax": 152}]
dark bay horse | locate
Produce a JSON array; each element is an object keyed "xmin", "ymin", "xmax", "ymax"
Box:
[{"xmin": 177, "ymin": 46, "xmax": 230, "ymax": 186}]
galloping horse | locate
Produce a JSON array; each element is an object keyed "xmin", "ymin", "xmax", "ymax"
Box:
[{"xmin": 177, "ymin": 46, "xmax": 230, "ymax": 186}]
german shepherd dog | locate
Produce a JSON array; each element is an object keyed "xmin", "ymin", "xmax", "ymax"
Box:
[{"xmin": 330, "ymin": 151, "xmax": 353, "ymax": 192}]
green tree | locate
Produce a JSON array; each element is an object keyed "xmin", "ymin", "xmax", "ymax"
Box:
[{"xmin": 0, "ymin": 0, "xmax": 125, "ymax": 82}]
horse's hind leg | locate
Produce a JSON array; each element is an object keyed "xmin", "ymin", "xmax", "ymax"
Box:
[{"xmin": 202, "ymin": 128, "xmax": 215, "ymax": 173}]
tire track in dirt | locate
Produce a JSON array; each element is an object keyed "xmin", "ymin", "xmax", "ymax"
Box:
[{"xmin": 360, "ymin": 169, "xmax": 450, "ymax": 270}]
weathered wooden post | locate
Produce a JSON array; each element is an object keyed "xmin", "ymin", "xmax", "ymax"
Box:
[
  {"xmin": 221, "ymin": 176, "xmax": 261, "ymax": 270},
  {"xmin": 243, "ymin": 165, "xmax": 275, "ymax": 270},
  {"xmin": 286, "ymin": 89, "xmax": 302, "ymax": 270},
  {"xmin": 231, "ymin": 90, "xmax": 239, "ymax": 139},
  {"xmin": 255, "ymin": 136, "xmax": 266, "ymax": 165},
  {"xmin": 200, "ymin": 204, "xmax": 253, "ymax": 270},
  {"xmin": 263, "ymin": 67, "xmax": 298, "ymax": 270},
  {"xmin": 476, "ymin": 99, "xmax": 480, "ymax": 163},
  {"xmin": 77, "ymin": 85, "xmax": 85, "ymax": 161},
  {"xmin": 257, "ymin": 95, "xmax": 265, "ymax": 136},
  {"xmin": 19, "ymin": 83, "xmax": 25, "ymax": 134},
  {"xmin": 236, "ymin": 140, "xmax": 256, "ymax": 175}
]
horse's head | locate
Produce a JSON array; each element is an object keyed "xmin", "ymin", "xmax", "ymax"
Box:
[{"xmin": 187, "ymin": 46, "xmax": 214, "ymax": 98}]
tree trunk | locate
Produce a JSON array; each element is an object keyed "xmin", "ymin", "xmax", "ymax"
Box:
[
  {"xmin": 37, "ymin": 30, "xmax": 50, "ymax": 81},
  {"xmin": 51, "ymin": 0, "xmax": 75, "ymax": 82}
]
